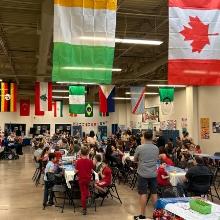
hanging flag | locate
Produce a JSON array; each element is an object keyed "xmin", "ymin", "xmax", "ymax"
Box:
[
  {"xmin": 159, "ymin": 87, "xmax": 175, "ymax": 115},
  {"xmin": 100, "ymin": 112, "xmax": 109, "ymax": 117},
  {"xmin": 0, "ymin": 82, "xmax": 17, "ymax": 112},
  {"xmin": 35, "ymin": 82, "xmax": 52, "ymax": 115},
  {"xmin": 53, "ymin": 100, "xmax": 63, "ymax": 117},
  {"xmin": 169, "ymin": 0, "xmax": 220, "ymax": 85},
  {"xmin": 53, "ymin": 0, "xmax": 117, "ymax": 84},
  {"xmin": 70, "ymin": 113, "xmax": 77, "ymax": 117},
  {"xmin": 85, "ymin": 103, "xmax": 93, "ymax": 117},
  {"xmin": 20, "ymin": 99, "xmax": 30, "ymax": 116},
  {"xmin": 69, "ymin": 86, "xmax": 85, "ymax": 114},
  {"xmin": 99, "ymin": 85, "xmax": 115, "ymax": 113},
  {"xmin": 131, "ymin": 87, "xmax": 145, "ymax": 114}
]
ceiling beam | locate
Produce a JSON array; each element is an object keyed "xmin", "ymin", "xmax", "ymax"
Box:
[
  {"xmin": 0, "ymin": 26, "xmax": 18, "ymax": 83},
  {"xmin": 36, "ymin": 0, "xmax": 53, "ymax": 80}
]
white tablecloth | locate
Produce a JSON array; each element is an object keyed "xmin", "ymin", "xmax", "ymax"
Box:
[
  {"xmin": 122, "ymin": 153, "xmax": 135, "ymax": 164},
  {"xmin": 165, "ymin": 202, "xmax": 220, "ymax": 220},
  {"xmin": 168, "ymin": 171, "xmax": 186, "ymax": 186},
  {"xmin": 65, "ymin": 170, "xmax": 99, "ymax": 188}
]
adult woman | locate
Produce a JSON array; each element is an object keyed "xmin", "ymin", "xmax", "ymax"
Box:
[
  {"xmin": 87, "ymin": 130, "xmax": 97, "ymax": 145},
  {"xmin": 40, "ymin": 147, "xmax": 50, "ymax": 162}
]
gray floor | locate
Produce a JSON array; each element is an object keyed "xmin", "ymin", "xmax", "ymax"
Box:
[{"xmin": 0, "ymin": 147, "xmax": 154, "ymax": 220}]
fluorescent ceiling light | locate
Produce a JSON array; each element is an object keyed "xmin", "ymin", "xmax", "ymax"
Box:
[
  {"xmin": 126, "ymin": 92, "xmax": 158, "ymax": 95},
  {"xmin": 62, "ymin": 66, "xmax": 122, "ymax": 72},
  {"xmin": 147, "ymin": 84, "xmax": 186, "ymax": 88},
  {"xmin": 113, "ymin": 97, "xmax": 132, "ymax": 100},
  {"xmin": 56, "ymin": 82, "xmax": 98, "ymax": 85},
  {"xmin": 52, "ymin": 96, "xmax": 69, "ymax": 99},
  {"xmin": 53, "ymin": 90, "xmax": 69, "ymax": 93},
  {"xmin": 79, "ymin": 36, "xmax": 163, "ymax": 45},
  {"xmin": 115, "ymin": 38, "xmax": 163, "ymax": 45}
]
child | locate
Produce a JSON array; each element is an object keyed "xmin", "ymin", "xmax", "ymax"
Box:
[
  {"xmin": 157, "ymin": 161, "xmax": 171, "ymax": 187},
  {"xmin": 95, "ymin": 160, "xmax": 112, "ymax": 196},
  {"xmin": 43, "ymin": 153, "xmax": 56, "ymax": 208},
  {"xmin": 195, "ymin": 145, "xmax": 202, "ymax": 154},
  {"xmin": 75, "ymin": 146, "xmax": 94, "ymax": 215},
  {"xmin": 54, "ymin": 145, "xmax": 62, "ymax": 164}
]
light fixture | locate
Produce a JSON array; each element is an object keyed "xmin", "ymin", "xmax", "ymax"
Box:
[
  {"xmin": 125, "ymin": 92, "xmax": 159, "ymax": 95},
  {"xmin": 79, "ymin": 36, "xmax": 163, "ymax": 45},
  {"xmin": 56, "ymin": 82, "xmax": 98, "ymax": 85},
  {"xmin": 52, "ymin": 96, "xmax": 69, "ymax": 99},
  {"xmin": 0, "ymin": 79, "xmax": 2, "ymax": 82},
  {"xmin": 52, "ymin": 90, "xmax": 69, "ymax": 93},
  {"xmin": 147, "ymin": 84, "xmax": 186, "ymax": 88},
  {"xmin": 113, "ymin": 97, "xmax": 132, "ymax": 100},
  {"xmin": 115, "ymin": 38, "xmax": 163, "ymax": 45},
  {"xmin": 62, "ymin": 66, "xmax": 122, "ymax": 72}
]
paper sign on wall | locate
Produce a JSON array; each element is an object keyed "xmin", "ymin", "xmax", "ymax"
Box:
[{"xmin": 200, "ymin": 118, "xmax": 210, "ymax": 139}]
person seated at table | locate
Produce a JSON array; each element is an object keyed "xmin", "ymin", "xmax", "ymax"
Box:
[
  {"xmin": 93, "ymin": 154, "xmax": 103, "ymax": 173},
  {"xmin": 89, "ymin": 144, "xmax": 97, "ymax": 160},
  {"xmin": 94, "ymin": 160, "xmax": 112, "ymax": 197},
  {"xmin": 54, "ymin": 145, "xmax": 62, "ymax": 164},
  {"xmin": 75, "ymin": 146, "xmax": 94, "ymax": 215},
  {"xmin": 40, "ymin": 146, "xmax": 50, "ymax": 163},
  {"xmin": 159, "ymin": 153, "xmax": 174, "ymax": 166},
  {"xmin": 157, "ymin": 161, "xmax": 171, "ymax": 187},
  {"xmin": 34, "ymin": 143, "xmax": 44, "ymax": 162},
  {"xmin": 195, "ymin": 145, "xmax": 202, "ymax": 154},
  {"xmin": 165, "ymin": 138, "xmax": 174, "ymax": 157},
  {"xmin": 177, "ymin": 156, "xmax": 212, "ymax": 197},
  {"xmin": 129, "ymin": 136, "xmax": 137, "ymax": 156},
  {"xmin": 43, "ymin": 153, "xmax": 56, "ymax": 208},
  {"xmin": 111, "ymin": 145, "xmax": 124, "ymax": 159}
]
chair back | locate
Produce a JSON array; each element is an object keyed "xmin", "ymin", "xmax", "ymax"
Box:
[
  {"xmin": 111, "ymin": 167, "xmax": 120, "ymax": 184},
  {"xmin": 189, "ymin": 174, "xmax": 212, "ymax": 194}
]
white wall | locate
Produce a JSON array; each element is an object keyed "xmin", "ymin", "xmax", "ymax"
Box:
[
  {"xmin": 198, "ymin": 86, "xmax": 220, "ymax": 154},
  {"xmin": 0, "ymin": 103, "xmax": 127, "ymax": 136}
]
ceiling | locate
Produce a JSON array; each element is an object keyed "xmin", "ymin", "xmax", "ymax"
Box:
[{"xmin": 0, "ymin": 0, "xmax": 168, "ymax": 97}]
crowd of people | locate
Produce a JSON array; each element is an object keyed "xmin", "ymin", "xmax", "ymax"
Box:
[{"xmin": 30, "ymin": 128, "xmax": 216, "ymax": 219}]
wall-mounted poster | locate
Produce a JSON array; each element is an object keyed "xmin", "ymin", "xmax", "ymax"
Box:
[
  {"xmin": 142, "ymin": 106, "xmax": 159, "ymax": 123},
  {"xmin": 160, "ymin": 120, "xmax": 177, "ymax": 130},
  {"xmin": 200, "ymin": 118, "xmax": 210, "ymax": 139},
  {"xmin": 212, "ymin": 122, "xmax": 220, "ymax": 133}
]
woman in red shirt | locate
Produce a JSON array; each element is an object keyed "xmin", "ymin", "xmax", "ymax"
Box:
[{"xmin": 159, "ymin": 153, "xmax": 174, "ymax": 166}]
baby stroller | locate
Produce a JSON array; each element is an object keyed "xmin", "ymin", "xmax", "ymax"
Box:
[{"xmin": 0, "ymin": 140, "xmax": 19, "ymax": 160}]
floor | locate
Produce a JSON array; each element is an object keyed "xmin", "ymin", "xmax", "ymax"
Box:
[{"xmin": 0, "ymin": 147, "xmax": 154, "ymax": 220}]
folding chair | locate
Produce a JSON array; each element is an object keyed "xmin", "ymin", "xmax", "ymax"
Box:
[{"xmin": 100, "ymin": 167, "xmax": 122, "ymax": 206}]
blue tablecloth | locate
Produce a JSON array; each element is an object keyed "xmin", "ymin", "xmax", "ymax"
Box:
[
  {"xmin": 166, "ymin": 166, "xmax": 185, "ymax": 173},
  {"xmin": 63, "ymin": 164, "xmax": 75, "ymax": 171},
  {"xmin": 156, "ymin": 197, "xmax": 190, "ymax": 209}
]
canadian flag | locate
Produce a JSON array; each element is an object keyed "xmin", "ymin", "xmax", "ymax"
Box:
[
  {"xmin": 169, "ymin": 0, "xmax": 220, "ymax": 85},
  {"xmin": 35, "ymin": 82, "xmax": 52, "ymax": 115}
]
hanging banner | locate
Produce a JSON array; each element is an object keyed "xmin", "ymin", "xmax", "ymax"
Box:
[
  {"xmin": 169, "ymin": 0, "xmax": 220, "ymax": 85},
  {"xmin": 53, "ymin": 0, "xmax": 117, "ymax": 84},
  {"xmin": 85, "ymin": 103, "xmax": 93, "ymax": 117},
  {"xmin": 200, "ymin": 118, "xmax": 210, "ymax": 139}
]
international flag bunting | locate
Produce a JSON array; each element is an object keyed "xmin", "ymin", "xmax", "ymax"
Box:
[
  {"xmin": 0, "ymin": 82, "xmax": 17, "ymax": 112},
  {"xmin": 20, "ymin": 99, "xmax": 30, "ymax": 116},
  {"xmin": 69, "ymin": 86, "xmax": 85, "ymax": 114},
  {"xmin": 100, "ymin": 112, "xmax": 109, "ymax": 117},
  {"xmin": 35, "ymin": 82, "xmax": 52, "ymax": 115},
  {"xmin": 53, "ymin": 0, "xmax": 117, "ymax": 84},
  {"xmin": 70, "ymin": 113, "xmax": 77, "ymax": 117},
  {"xmin": 53, "ymin": 100, "xmax": 63, "ymax": 117},
  {"xmin": 159, "ymin": 87, "xmax": 174, "ymax": 116},
  {"xmin": 169, "ymin": 0, "xmax": 220, "ymax": 85},
  {"xmin": 85, "ymin": 103, "xmax": 93, "ymax": 117},
  {"xmin": 99, "ymin": 85, "xmax": 115, "ymax": 113},
  {"xmin": 131, "ymin": 87, "xmax": 145, "ymax": 114}
]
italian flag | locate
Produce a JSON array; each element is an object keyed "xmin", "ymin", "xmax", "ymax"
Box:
[
  {"xmin": 53, "ymin": 100, "xmax": 63, "ymax": 117},
  {"xmin": 69, "ymin": 86, "xmax": 85, "ymax": 114},
  {"xmin": 169, "ymin": 0, "xmax": 220, "ymax": 85},
  {"xmin": 53, "ymin": 0, "xmax": 117, "ymax": 84}
]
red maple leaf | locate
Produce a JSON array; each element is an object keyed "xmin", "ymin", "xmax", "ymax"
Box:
[{"xmin": 179, "ymin": 16, "xmax": 218, "ymax": 53}]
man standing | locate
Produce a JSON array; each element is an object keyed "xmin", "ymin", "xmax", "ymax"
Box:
[{"xmin": 134, "ymin": 130, "xmax": 159, "ymax": 220}]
